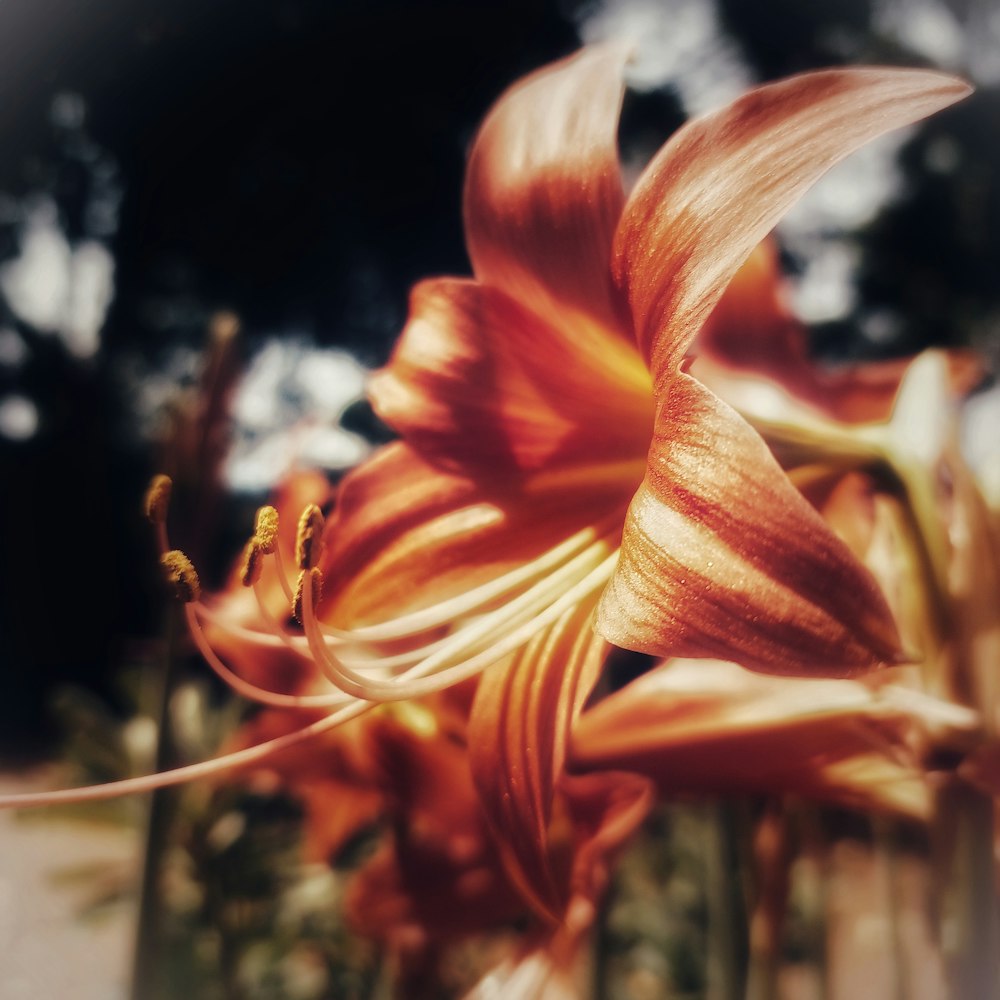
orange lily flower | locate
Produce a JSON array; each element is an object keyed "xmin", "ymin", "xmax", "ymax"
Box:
[
  {"xmin": 338, "ymin": 47, "xmax": 971, "ymax": 677},
  {"xmin": 321, "ymin": 49, "xmax": 966, "ymax": 913},
  {"xmin": 0, "ymin": 52, "xmax": 971, "ymax": 915}
]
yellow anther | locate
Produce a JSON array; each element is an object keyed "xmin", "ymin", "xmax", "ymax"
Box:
[
  {"xmin": 239, "ymin": 539, "xmax": 263, "ymax": 588},
  {"xmin": 254, "ymin": 505, "xmax": 279, "ymax": 554},
  {"xmin": 160, "ymin": 550, "xmax": 201, "ymax": 603},
  {"xmin": 293, "ymin": 567, "xmax": 323, "ymax": 623},
  {"xmin": 144, "ymin": 474, "xmax": 173, "ymax": 524},
  {"xmin": 295, "ymin": 504, "xmax": 325, "ymax": 570}
]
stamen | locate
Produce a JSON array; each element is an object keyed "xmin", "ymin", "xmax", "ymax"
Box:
[
  {"xmin": 0, "ymin": 494, "xmax": 621, "ymax": 810},
  {"xmin": 160, "ymin": 550, "xmax": 201, "ymax": 603},
  {"xmin": 272, "ymin": 544, "xmax": 295, "ymax": 604},
  {"xmin": 184, "ymin": 604, "xmax": 347, "ymax": 709},
  {"xmin": 240, "ymin": 539, "xmax": 264, "ymax": 588},
  {"xmin": 254, "ymin": 505, "xmax": 279, "ymax": 554},
  {"xmin": 321, "ymin": 514, "xmax": 623, "ymax": 644},
  {"xmin": 296, "ymin": 504, "xmax": 325, "ymax": 570},
  {"xmin": 202, "ymin": 588, "xmax": 458, "ymax": 672},
  {"xmin": 0, "ymin": 700, "xmax": 373, "ymax": 810},
  {"xmin": 0, "ymin": 545, "xmax": 616, "ymax": 811},
  {"xmin": 207, "ymin": 525, "xmax": 621, "ymax": 684},
  {"xmin": 144, "ymin": 474, "xmax": 172, "ymax": 524},
  {"xmin": 298, "ymin": 536, "xmax": 617, "ymax": 702},
  {"xmin": 13, "ymin": 476, "xmax": 623, "ymax": 811},
  {"xmin": 299, "ymin": 577, "xmax": 370, "ymax": 699},
  {"xmin": 145, "ymin": 474, "xmax": 172, "ymax": 552},
  {"xmin": 293, "ymin": 567, "xmax": 323, "ymax": 624}
]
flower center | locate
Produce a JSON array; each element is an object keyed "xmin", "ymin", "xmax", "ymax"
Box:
[{"xmin": 160, "ymin": 476, "xmax": 620, "ymax": 712}]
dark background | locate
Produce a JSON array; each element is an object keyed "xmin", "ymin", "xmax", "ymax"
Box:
[{"xmin": 0, "ymin": 0, "xmax": 996, "ymax": 752}]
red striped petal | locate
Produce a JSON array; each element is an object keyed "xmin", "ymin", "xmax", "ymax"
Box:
[
  {"xmin": 596, "ymin": 375, "xmax": 903, "ymax": 675},
  {"xmin": 323, "ymin": 442, "xmax": 632, "ymax": 628},
  {"xmin": 570, "ymin": 659, "xmax": 976, "ymax": 817},
  {"xmin": 370, "ymin": 278, "xmax": 651, "ymax": 478},
  {"xmin": 467, "ymin": 601, "xmax": 609, "ymax": 923},
  {"xmin": 464, "ymin": 44, "xmax": 631, "ymax": 338},
  {"xmin": 616, "ymin": 67, "xmax": 971, "ymax": 386}
]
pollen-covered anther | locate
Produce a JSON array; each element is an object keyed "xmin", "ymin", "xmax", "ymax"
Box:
[
  {"xmin": 144, "ymin": 474, "xmax": 173, "ymax": 525},
  {"xmin": 160, "ymin": 550, "xmax": 201, "ymax": 603},
  {"xmin": 254, "ymin": 505, "xmax": 279, "ymax": 554},
  {"xmin": 239, "ymin": 539, "xmax": 263, "ymax": 588},
  {"xmin": 293, "ymin": 567, "xmax": 323, "ymax": 624},
  {"xmin": 295, "ymin": 504, "xmax": 325, "ymax": 570}
]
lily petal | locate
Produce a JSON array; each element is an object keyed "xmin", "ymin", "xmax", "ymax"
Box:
[
  {"xmin": 570, "ymin": 659, "xmax": 978, "ymax": 817},
  {"xmin": 697, "ymin": 241, "xmax": 799, "ymax": 368},
  {"xmin": 325, "ymin": 442, "xmax": 632, "ymax": 627},
  {"xmin": 323, "ymin": 442, "xmax": 508, "ymax": 626},
  {"xmin": 464, "ymin": 44, "xmax": 631, "ymax": 337},
  {"xmin": 596, "ymin": 375, "xmax": 902, "ymax": 674},
  {"xmin": 468, "ymin": 601, "xmax": 609, "ymax": 923},
  {"xmin": 616, "ymin": 67, "xmax": 971, "ymax": 382},
  {"xmin": 696, "ymin": 241, "xmax": 911, "ymax": 424},
  {"xmin": 464, "ymin": 771, "xmax": 652, "ymax": 1000},
  {"xmin": 560, "ymin": 770, "xmax": 653, "ymax": 925},
  {"xmin": 345, "ymin": 716, "xmax": 526, "ymax": 949},
  {"xmin": 941, "ymin": 445, "xmax": 1000, "ymax": 721},
  {"xmin": 370, "ymin": 278, "xmax": 651, "ymax": 478}
]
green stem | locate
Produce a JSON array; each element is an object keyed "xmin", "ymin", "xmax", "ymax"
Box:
[
  {"xmin": 874, "ymin": 818, "xmax": 907, "ymax": 1000},
  {"xmin": 746, "ymin": 801, "xmax": 792, "ymax": 1000},
  {"xmin": 938, "ymin": 783, "xmax": 999, "ymax": 999},
  {"xmin": 129, "ymin": 609, "xmax": 179, "ymax": 1000},
  {"xmin": 705, "ymin": 802, "xmax": 748, "ymax": 1000},
  {"xmin": 797, "ymin": 807, "xmax": 829, "ymax": 1000}
]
